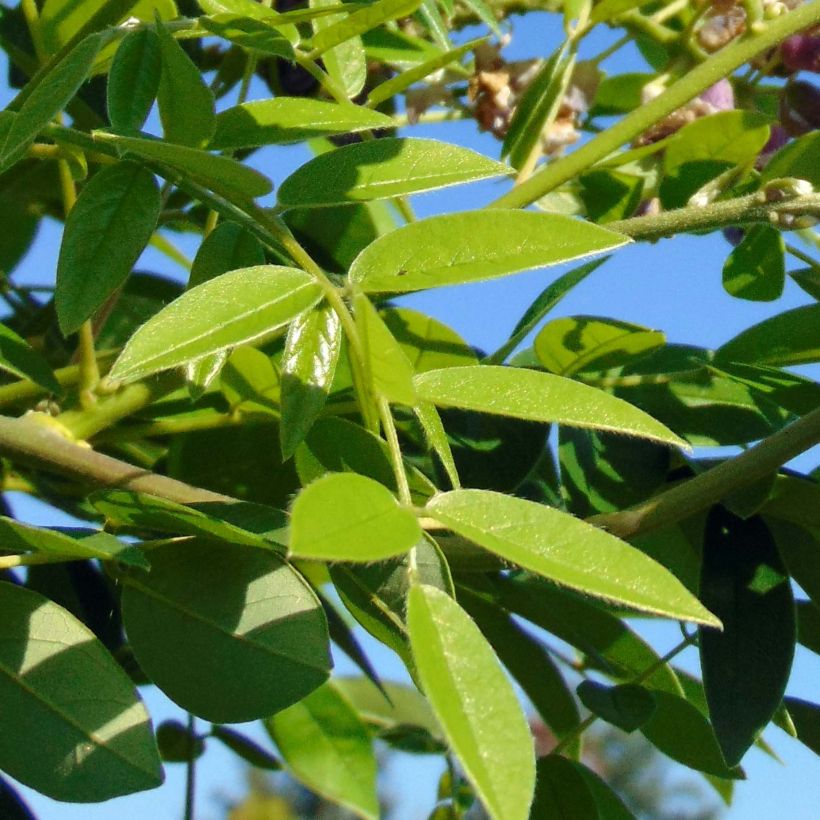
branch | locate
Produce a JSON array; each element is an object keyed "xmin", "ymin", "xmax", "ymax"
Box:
[{"xmin": 589, "ymin": 405, "xmax": 820, "ymax": 539}]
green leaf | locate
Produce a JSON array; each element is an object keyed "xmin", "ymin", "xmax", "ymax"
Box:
[
  {"xmin": 0, "ymin": 322, "xmax": 60, "ymax": 392},
  {"xmin": 761, "ymin": 131, "xmax": 820, "ymax": 188},
  {"xmin": 699, "ymin": 508, "xmax": 795, "ymax": 766},
  {"xmin": 722, "ymin": 225, "xmax": 785, "ymax": 301},
  {"xmin": 311, "ymin": 0, "xmax": 367, "ymax": 98},
  {"xmin": 0, "ymin": 582, "xmax": 162, "ymax": 801},
  {"xmin": 641, "ymin": 690, "xmax": 744, "ymax": 778},
  {"xmin": 589, "ymin": 0, "xmax": 652, "ymax": 23},
  {"xmin": 577, "ymin": 680, "xmax": 656, "ymax": 732},
  {"xmin": 415, "ymin": 365, "xmax": 689, "ymax": 448},
  {"xmin": 349, "ymin": 211, "xmax": 629, "ymax": 294},
  {"xmin": 122, "ymin": 540, "xmax": 330, "ymax": 721},
  {"xmin": 311, "ymin": 0, "xmax": 421, "ymax": 53},
  {"xmin": 572, "ymin": 760, "xmax": 636, "ymax": 818},
  {"xmin": 486, "ymin": 258, "xmax": 607, "ymax": 364},
  {"xmin": 296, "ymin": 417, "xmax": 436, "ymax": 504},
  {"xmin": 199, "ymin": 15, "xmax": 296, "ymax": 60},
  {"xmin": 266, "ymin": 682, "xmax": 379, "ymax": 819},
  {"xmin": 770, "ymin": 520, "xmax": 820, "ymax": 606},
  {"xmin": 278, "ymin": 138, "xmax": 509, "ymax": 208},
  {"xmin": 56, "ymin": 161, "xmax": 161, "ymax": 334},
  {"xmin": 579, "ymin": 169, "xmax": 644, "ymax": 223},
  {"xmin": 457, "ymin": 0, "xmax": 501, "ymax": 34},
  {"xmin": 354, "ymin": 292, "xmax": 417, "ymax": 405},
  {"xmin": 280, "ymin": 303, "xmax": 342, "ymax": 458},
  {"xmin": 220, "ymin": 346, "xmax": 281, "ymax": 416},
  {"xmin": 95, "ymin": 132, "xmax": 272, "ymax": 201},
  {"xmin": 156, "ymin": 18, "xmax": 216, "ymax": 147},
  {"xmin": 107, "ymin": 29, "xmax": 162, "ymax": 134},
  {"xmin": 715, "ymin": 304, "xmax": 820, "ymax": 367},
  {"xmin": 790, "ymin": 266, "xmax": 820, "ymax": 301},
  {"xmin": 660, "ymin": 111, "xmax": 770, "ymax": 208},
  {"xmin": 408, "ymin": 584, "xmax": 536, "ymax": 820},
  {"xmin": 0, "ymin": 33, "xmax": 106, "ymax": 173},
  {"xmin": 110, "ymin": 265, "xmax": 322, "ymax": 382},
  {"xmin": 428, "ymin": 490, "xmax": 718, "ymax": 624},
  {"xmin": 797, "ymin": 600, "xmax": 820, "ymax": 657},
  {"xmin": 211, "ymin": 726, "xmax": 281, "ymax": 770},
  {"xmin": 189, "ymin": 221, "xmax": 265, "ymax": 289},
  {"xmin": 211, "ymin": 98, "xmax": 394, "ymax": 150},
  {"xmin": 530, "ymin": 755, "xmax": 599, "ymax": 818},
  {"xmin": 784, "ymin": 697, "xmax": 820, "ymax": 757},
  {"xmin": 289, "ymin": 472, "xmax": 422, "ymax": 561},
  {"xmin": 502, "ymin": 42, "xmax": 576, "ymax": 171},
  {"xmin": 367, "ymin": 38, "xmax": 482, "ymax": 106},
  {"xmin": 90, "ymin": 488, "xmax": 284, "ymax": 549},
  {"xmin": 156, "ymin": 719, "xmax": 204, "ymax": 762},
  {"xmin": 0, "ymin": 516, "xmax": 142, "ymax": 565},
  {"xmin": 534, "ymin": 315, "xmax": 665, "ymax": 376},
  {"xmin": 415, "ymin": 401, "xmax": 461, "ymax": 489}
]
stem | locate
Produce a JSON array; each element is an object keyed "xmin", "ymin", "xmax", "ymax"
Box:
[
  {"xmin": 589, "ymin": 405, "xmax": 820, "ymax": 540},
  {"xmin": 0, "ymin": 551, "xmax": 85, "ymax": 570},
  {"xmin": 489, "ymin": 1, "xmax": 820, "ymax": 209},
  {"xmin": 786, "ymin": 243, "xmax": 819, "ymax": 268},
  {"xmin": 378, "ymin": 397, "xmax": 412, "ymax": 506},
  {"xmin": 184, "ymin": 713, "xmax": 196, "ymax": 820},
  {"xmin": 609, "ymin": 192, "xmax": 820, "ymax": 241}
]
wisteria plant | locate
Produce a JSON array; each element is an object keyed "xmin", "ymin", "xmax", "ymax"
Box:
[{"xmin": 0, "ymin": 0, "xmax": 819, "ymax": 816}]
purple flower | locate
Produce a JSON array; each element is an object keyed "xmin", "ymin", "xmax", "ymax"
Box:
[
  {"xmin": 781, "ymin": 34, "xmax": 820, "ymax": 74},
  {"xmin": 780, "ymin": 80, "xmax": 820, "ymax": 136},
  {"xmin": 700, "ymin": 79, "xmax": 735, "ymax": 111},
  {"xmin": 756, "ymin": 124, "xmax": 790, "ymax": 169}
]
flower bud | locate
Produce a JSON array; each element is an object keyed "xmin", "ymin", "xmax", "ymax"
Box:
[{"xmin": 780, "ymin": 80, "xmax": 820, "ymax": 136}]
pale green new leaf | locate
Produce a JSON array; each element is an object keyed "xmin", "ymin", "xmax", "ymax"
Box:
[
  {"xmin": 122, "ymin": 541, "xmax": 330, "ymax": 722},
  {"xmin": 110, "ymin": 266, "xmax": 322, "ymax": 382},
  {"xmin": 0, "ymin": 323, "xmax": 60, "ymax": 393},
  {"xmin": 280, "ymin": 303, "xmax": 342, "ymax": 458},
  {"xmin": 107, "ymin": 29, "xmax": 162, "ymax": 133},
  {"xmin": 56, "ymin": 161, "xmax": 161, "ymax": 334},
  {"xmin": 266, "ymin": 682, "xmax": 379, "ymax": 820},
  {"xmin": 349, "ymin": 211, "xmax": 629, "ymax": 293},
  {"xmin": 408, "ymin": 584, "xmax": 536, "ymax": 820},
  {"xmin": 354, "ymin": 293, "xmax": 417, "ymax": 405},
  {"xmin": 0, "ymin": 33, "xmax": 106, "ymax": 173},
  {"xmin": 289, "ymin": 472, "xmax": 422, "ymax": 561},
  {"xmin": 278, "ymin": 138, "xmax": 510, "ymax": 208},
  {"xmin": 211, "ymin": 98, "xmax": 394, "ymax": 150},
  {"xmin": 95, "ymin": 132, "xmax": 272, "ymax": 201},
  {"xmin": 415, "ymin": 366, "xmax": 688, "ymax": 447},
  {"xmin": 367, "ymin": 38, "xmax": 483, "ymax": 107},
  {"xmin": 428, "ymin": 490, "xmax": 719, "ymax": 624},
  {"xmin": 156, "ymin": 18, "xmax": 216, "ymax": 147},
  {"xmin": 311, "ymin": 0, "xmax": 366, "ymax": 98},
  {"xmin": 310, "ymin": 0, "xmax": 421, "ymax": 54},
  {"xmin": 0, "ymin": 583, "xmax": 162, "ymax": 802}
]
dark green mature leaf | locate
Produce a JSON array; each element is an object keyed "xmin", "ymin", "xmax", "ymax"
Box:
[
  {"xmin": 761, "ymin": 131, "xmax": 820, "ymax": 187},
  {"xmin": 577, "ymin": 681, "xmax": 656, "ymax": 732},
  {"xmin": 211, "ymin": 98, "xmax": 394, "ymax": 150},
  {"xmin": 790, "ymin": 266, "xmax": 820, "ymax": 301},
  {"xmin": 156, "ymin": 719, "xmax": 204, "ymax": 762},
  {"xmin": 428, "ymin": 490, "xmax": 718, "ymax": 624},
  {"xmin": 762, "ymin": 475, "xmax": 820, "ymax": 531},
  {"xmin": 715, "ymin": 304, "xmax": 820, "ymax": 367},
  {"xmin": 579, "ymin": 169, "xmax": 644, "ymax": 223},
  {"xmin": 699, "ymin": 508, "xmax": 795, "ymax": 766},
  {"xmin": 211, "ymin": 726, "xmax": 281, "ymax": 770},
  {"xmin": 534, "ymin": 315, "xmax": 665, "ymax": 375},
  {"xmin": 110, "ymin": 265, "xmax": 322, "ymax": 382},
  {"xmin": 0, "ymin": 582, "xmax": 162, "ymax": 801},
  {"xmin": 355, "ymin": 293, "xmax": 417, "ymax": 405},
  {"xmin": 122, "ymin": 540, "xmax": 330, "ymax": 722},
  {"xmin": 189, "ymin": 221, "xmax": 265, "ymax": 289},
  {"xmin": 768, "ymin": 519, "xmax": 820, "ymax": 605},
  {"xmin": 530, "ymin": 755, "xmax": 599, "ymax": 818},
  {"xmin": 408, "ymin": 584, "xmax": 536, "ymax": 820},
  {"xmin": 279, "ymin": 139, "xmax": 509, "ymax": 208},
  {"xmin": 722, "ymin": 225, "xmax": 785, "ymax": 301},
  {"xmin": 90, "ymin": 488, "xmax": 284, "ymax": 549},
  {"xmin": 797, "ymin": 600, "xmax": 820, "ymax": 657},
  {"xmin": 311, "ymin": 0, "xmax": 367, "ymax": 98},
  {"xmin": 0, "ymin": 322, "xmax": 60, "ymax": 392},
  {"xmin": 502, "ymin": 42, "xmax": 575, "ymax": 171},
  {"xmin": 784, "ymin": 697, "xmax": 820, "ymax": 756},
  {"xmin": 107, "ymin": 29, "xmax": 162, "ymax": 133},
  {"xmin": 415, "ymin": 366, "xmax": 688, "ymax": 447},
  {"xmin": 156, "ymin": 18, "xmax": 215, "ymax": 147},
  {"xmin": 56, "ymin": 161, "xmax": 161, "ymax": 334},
  {"xmin": 0, "ymin": 33, "xmax": 106, "ymax": 173},
  {"xmin": 280, "ymin": 303, "xmax": 342, "ymax": 458},
  {"xmin": 349, "ymin": 211, "xmax": 629, "ymax": 293},
  {"xmin": 96, "ymin": 133, "xmax": 272, "ymax": 201},
  {"xmin": 641, "ymin": 690, "xmax": 744, "ymax": 778},
  {"xmin": 310, "ymin": 0, "xmax": 421, "ymax": 54},
  {"xmin": 266, "ymin": 682, "xmax": 379, "ymax": 820},
  {"xmin": 486, "ymin": 258, "xmax": 607, "ymax": 364},
  {"xmin": 289, "ymin": 472, "xmax": 422, "ymax": 561},
  {"xmin": 367, "ymin": 38, "xmax": 482, "ymax": 106}
]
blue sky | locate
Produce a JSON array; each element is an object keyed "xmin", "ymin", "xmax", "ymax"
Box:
[{"xmin": 2, "ymin": 4, "xmax": 819, "ymax": 818}]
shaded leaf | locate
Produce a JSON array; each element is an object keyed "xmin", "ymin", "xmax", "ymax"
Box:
[
  {"xmin": 199, "ymin": 14, "xmax": 296, "ymax": 60},
  {"xmin": 0, "ymin": 322, "xmax": 60, "ymax": 392},
  {"xmin": 189, "ymin": 221, "xmax": 265, "ymax": 289},
  {"xmin": 107, "ymin": 29, "xmax": 162, "ymax": 133},
  {"xmin": 212, "ymin": 726, "xmax": 281, "ymax": 770},
  {"xmin": 530, "ymin": 755, "xmax": 599, "ymax": 819},
  {"xmin": 761, "ymin": 131, "xmax": 820, "ymax": 188},
  {"xmin": 784, "ymin": 697, "xmax": 820, "ymax": 757},
  {"xmin": 722, "ymin": 225, "xmax": 785, "ymax": 301},
  {"xmin": 156, "ymin": 720, "xmax": 204, "ymax": 762},
  {"xmin": 576, "ymin": 680, "xmax": 655, "ymax": 732}
]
